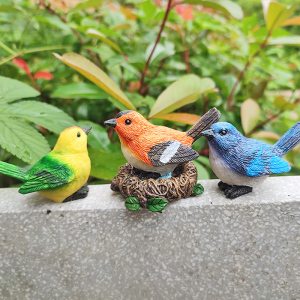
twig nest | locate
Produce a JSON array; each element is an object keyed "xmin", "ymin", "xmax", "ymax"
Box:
[{"xmin": 111, "ymin": 161, "xmax": 202, "ymax": 210}]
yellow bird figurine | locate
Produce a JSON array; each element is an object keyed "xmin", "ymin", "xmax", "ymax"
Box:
[{"xmin": 0, "ymin": 126, "xmax": 92, "ymax": 203}]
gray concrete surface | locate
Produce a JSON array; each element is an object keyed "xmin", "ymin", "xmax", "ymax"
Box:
[{"xmin": 0, "ymin": 176, "xmax": 299, "ymax": 300}]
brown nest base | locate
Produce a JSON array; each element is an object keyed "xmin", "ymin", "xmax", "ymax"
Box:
[{"xmin": 111, "ymin": 161, "xmax": 204, "ymax": 211}]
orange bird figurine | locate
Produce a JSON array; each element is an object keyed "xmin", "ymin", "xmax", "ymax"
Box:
[{"xmin": 104, "ymin": 108, "xmax": 221, "ymax": 179}]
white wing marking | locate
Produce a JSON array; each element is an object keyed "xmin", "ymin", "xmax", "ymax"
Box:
[{"xmin": 160, "ymin": 141, "xmax": 181, "ymax": 164}]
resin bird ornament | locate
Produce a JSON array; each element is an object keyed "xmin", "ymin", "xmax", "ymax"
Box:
[
  {"xmin": 201, "ymin": 122, "xmax": 300, "ymax": 199},
  {"xmin": 0, "ymin": 126, "xmax": 92, "ymax": 203},
  {"xmin": 104, "ymin": 108, "xmax": 221, "ymax": 179}
]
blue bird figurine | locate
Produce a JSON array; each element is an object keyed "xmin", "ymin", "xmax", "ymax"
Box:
[{"xmin": 201, "ymin": 121, "xmax": 300, "ymax": 199}]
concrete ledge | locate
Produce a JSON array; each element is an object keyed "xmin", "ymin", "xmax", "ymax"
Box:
[{"xmin": 0, "ymin": 176, "xmax": 300, "ymax": 299}]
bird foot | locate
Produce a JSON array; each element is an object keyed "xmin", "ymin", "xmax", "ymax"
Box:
[
  {"xmin": 218, "ymin": 181, "xmax": 231, "ymax": 191},
  {"xmin": 223, "ymin": 185, "xmax": 252, "ymax": 199},
  {"xmin": 158, "ymin": 172, "xmax": 172, "ymax": 179},
  {"xmin": 63, "ymin": 183, "xmax": 89, "ymax": 202}
]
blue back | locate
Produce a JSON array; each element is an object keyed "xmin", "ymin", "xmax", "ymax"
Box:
[{"xmin": 208, "ymin": 123, "xmax": 291, "ymax": 177}]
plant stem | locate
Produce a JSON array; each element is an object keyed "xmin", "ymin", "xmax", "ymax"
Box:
[
  {"xmin": 246, "ymin": 111, "xmax": 283, "ymax": 137},
  {"xmin": 140, "ymin": 57, "xmax": 168, "ymax": 95},
  {"xmin": 0, "ymin": 46, "xmax": 71, "ymax": 66},
  {"xmin": 139, "ymin": 0, "xmax": 173, "ymax": 94},
  {"xmin": 179, "ymin": 26, "xmax": 190, "ymax": 74},
  {"xmin": 18, "ymin": 17, "xmax": 33, "ymax": 50},
  {"xmin": 25, "ymin": 45, "xmax": 71, "ymax": 54},
  {"xmin": 226, "ymin": 30, "xmax": 272, "ymax": 109},
  {"xmin": 0, "ymin": 41, "xmax": 17, "ymax": 55},
  {"xmin": 0, "ymin": 53, "xmax": 19, "ymax": 66},
  {"xmin": 182, "ymin": 49, "xmax": 190, "ymax": 74},
  {"xmin": 247, "ymin": 98, "xmax": 300, "ymax": 136}
]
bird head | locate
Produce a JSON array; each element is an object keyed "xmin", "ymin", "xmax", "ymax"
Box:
[
  {"xmin": 53, "ymin": 126, "xmax": 91, "ymax": 154},
  {"xmin": 201, "ymin": 122, "xmax": 243, "ymax": 152},
  {"xmin": 104, "ymin": 110, "xmax": 154, "ymax": 142}
]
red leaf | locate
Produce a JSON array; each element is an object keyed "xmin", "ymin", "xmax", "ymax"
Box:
[
  {"xmin": 33, "ymin": 71, "xmax": 54, "ymax": 80},
  {"xmin": 175, "ymin": 5, "xmax": 185, "ymax": 15},
  {"xmin": 12, "ymin": 58, "xmax": 31, "ymax": 77},
  {"xmin": 176, "ymin": 5, "xmax": 194, "ymax": 21},
  {"xmin": 127, "ymin": 81, "xmax": 141, "ymax": 92},
  {"xmin": 108, "ymin": 3, "xmax": 117, "ymax": 12},
  {"xmin": 151, "ymin": 113, "xmax": 201, "ymax": 125}
]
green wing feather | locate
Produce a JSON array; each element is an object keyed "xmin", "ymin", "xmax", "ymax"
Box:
[
  {"xmin": 0, "ymin": 160, "xmax": 28, "ymax": 181},
  {"xmin": 19, "ymin": 155, "xmax": 74, "ymax": 194}
]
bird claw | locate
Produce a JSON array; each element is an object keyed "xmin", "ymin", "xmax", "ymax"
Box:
[
  {"xmin": 158, "ymin": 172, "xmax": 172, "ymax": 179},
  {"xmin": 218, "ymin": 181, "xmax": 231, "ymax": 191},
  {"xmin": 223, "ymin": 185, "xmax": 252, "ymax": 199}
]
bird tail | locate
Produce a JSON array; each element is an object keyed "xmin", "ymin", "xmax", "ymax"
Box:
[
  {"xmin": 273, "ymin": 121, "xmax": 300, "ymax": 157},
  {"xmin": 186, "ymin": 107, "xmax": 221, "ymax": 142},
  {"xmin": 0, "ymin": 161, "xmax": 28, "ymax": 181}
]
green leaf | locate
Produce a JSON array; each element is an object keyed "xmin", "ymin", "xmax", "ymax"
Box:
[
  {"xmin": 195, "ymin": 156, "xmax": 210, "ymax": 168},
  {"xmin": 150, "ymin": 75, "xmax": 180, "ymax": 86},
  {"xmin": 78, "ymin": 120, "xmax": 111, "ymax": 152},
  {"xmin": 88, "ymin": 148, "xmax": 127, "ymax": 180},
  {"xmin": 251, "ymin": 80, "xmax": 269, "ymax": 99},
  {"xmin": 51, "ymin": 82, "xmax": 109, "ymax": 99},
  {"xmin": 106, "ymin": 96, "xmax": 129, "ymax": 111},
  {"xmin": 125, "ymin": 197, "xmax": 142, "ymax": 211},
  {"xmin": 0, "ymin": 117, "xmax": 50, "ymax": 164},
  {"xmin": 120, "ymin": 62, "xmax": 139, "ymax": 77},
  {"xmin": 146, "ymin": 197, "xmax": 168, "ymax": 212},
  {"xmin": 184, "ymin": 0, "xmax": 243, "ymax": 20},
  {"xmin": 269, "ymin": 36, "xmax": 300, "ymax": 46},
  {"xmin": 53, "ymin": 53, "xmax": 136, "ymax": 110},
  {"xmin": 241, "ymin": 98, "xmax": 261, "ymax": 134},
  {"xmin": 34, "ymin": 15, "xmax": 71, "ymax": 34},
  {"xmin": 0, "ymin": 76, "xmax": 40, "ymax": 104},
  {"xmin": 273, "ymin": 97, "xmax": 297, "ymax": 110},
  {"xmin": 266, "ymin": 2, "xmax": 297, "ymax": 31},
  {"xmin": 148, "ymin": 74, "xmax": 215, "ymax": 118},
  {"xmin": 139, "ymin": 0, "xmax": 157, "ymax": 21},
  {"xmin": 86, "ymin": 29, "xmax": 123, "ymax": 54},
  {"xmin": 71, "ymin": 0, "xmax": 104, "ymax": 11},
  {"xmin": 193, "ymin": 183, "xmax": 204, "ymax": 195},
  {"xmin": 194, "ymin": 161, "xmax": 210, "ymax": 180},
  {"xmin": 145, "ymin": 42, "xmax": 175, "ymax": 65},
  {"xmin": 1, "ymin": 101, "xmax": 76, "ymax": 134},
  {"xmin": 0, "ymin": 5, "xmax": 24, "ymax": 13}
]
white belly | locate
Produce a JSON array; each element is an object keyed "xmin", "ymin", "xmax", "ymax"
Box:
[
  {"xmin": 209, "ymin": 145, "xmax": 267, "ymax": 187},
  {"xmin": 121, "ymin": 143, "xmax": 177, "ymax": 176}
]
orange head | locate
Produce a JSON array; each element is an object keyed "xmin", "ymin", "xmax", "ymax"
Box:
[{"xmin": 104, "ymin": 110, "xmax": 154, "ymax": 142}]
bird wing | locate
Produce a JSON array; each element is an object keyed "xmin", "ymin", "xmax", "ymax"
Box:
[
  {"xmin": 246, "ymin": 147, "xmax": 291, "ymax": 177},
  {"xmin": 148, "ymin": 140, "xmax": 199, "ymax": 167},
  {"xmin": 19, "ymin": 156, "xmax": 74, "ymax": 194}
]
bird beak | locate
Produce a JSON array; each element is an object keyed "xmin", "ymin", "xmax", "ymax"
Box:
[
  {"xmin": 82, "ymin": 127, "xmax": 92, "ymax": 135},
  {"xmin": 201, "ymin": 129, "xmax": 214, "ymax": 140},
  {"xmin": 104, "ymin": 118, "xmax": 117, "ymax": 128}
]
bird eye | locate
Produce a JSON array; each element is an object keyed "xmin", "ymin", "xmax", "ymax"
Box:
[
  {"xmin": 219, "ymin": 129, "xmax": 227, "ymax": 136},
  {"xmin": 125, "ymin": 119, "xmax": 132, "ymax": 125},
  {"xmin": 77, "ymin": 132, "xmax": 81, "ymax": 137}
]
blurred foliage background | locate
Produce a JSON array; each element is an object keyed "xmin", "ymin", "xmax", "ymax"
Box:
[{"xmin": 0, "ymin": 0, "xmax": 300, "ymax": 187}]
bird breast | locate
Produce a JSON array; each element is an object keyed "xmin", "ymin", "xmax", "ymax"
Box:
[
  {"xmin": 208, "ymin": 145, "xmax": 267, "ymax": 187},
  {"xmin": 120, "ymin": 142, "xmax": 177, "ymax": 176}
]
